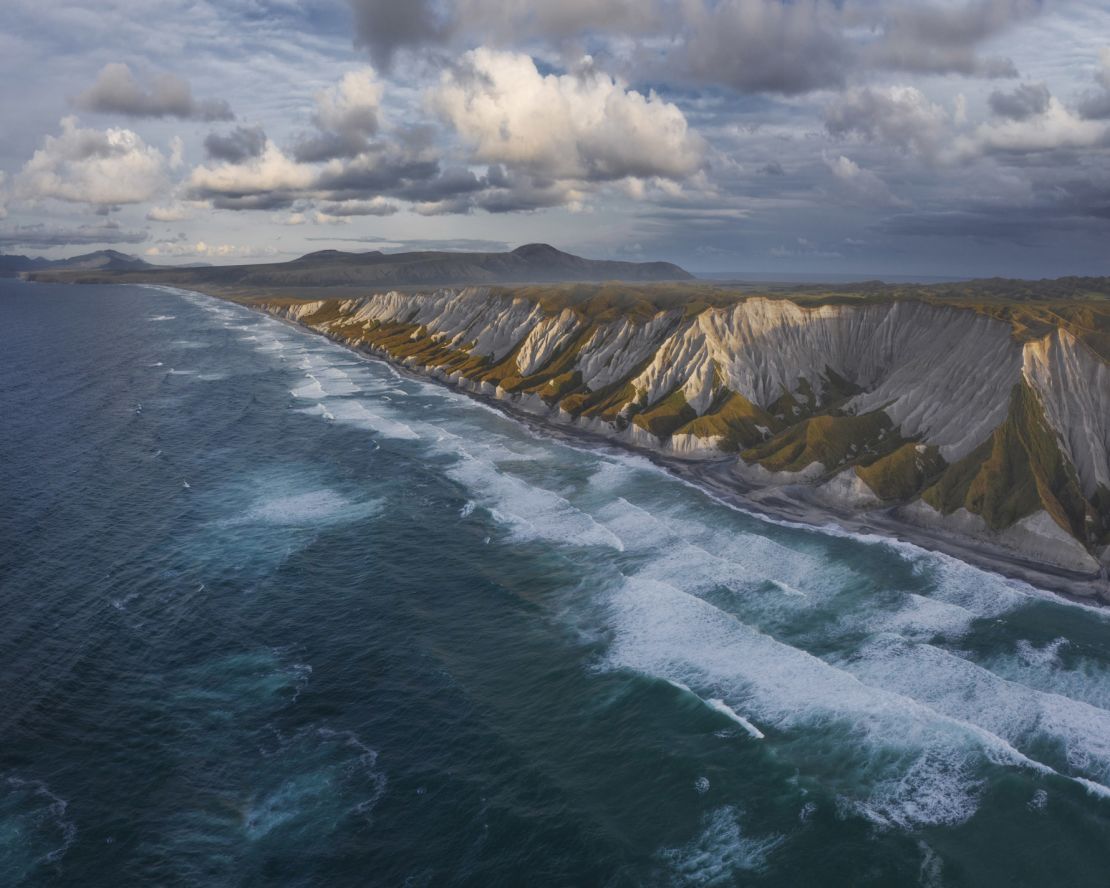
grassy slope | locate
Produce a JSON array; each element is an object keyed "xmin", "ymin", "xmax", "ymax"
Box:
[
  {"xmin": 922, "ymin": 382, "xmax": 1106, "ymax": 542},
  {"xmin": 741, "ymin": 411, "xmax": 897, "ymax": 474},
  {"xmin": 856, "ymin": 443, "xmax": 947, "ymax": 502}
]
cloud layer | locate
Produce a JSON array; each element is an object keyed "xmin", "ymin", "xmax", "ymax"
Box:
[
  {"xmin": 0, "ymin": 0, "xmax": 1107, "ymax": 276},
  {"xmin": 75, "ymin": 63, "xmax": 234, "ymax": 121}
]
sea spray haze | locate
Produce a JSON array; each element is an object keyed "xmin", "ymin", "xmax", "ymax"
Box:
[{"xmin": 3, "ymin": 278, "xmax": 1110, "ymax": 886}]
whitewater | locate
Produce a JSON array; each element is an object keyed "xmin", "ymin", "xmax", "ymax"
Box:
[{"xmin": 1, "ymin": 279, "xmax": 1108, "ymax": 886}]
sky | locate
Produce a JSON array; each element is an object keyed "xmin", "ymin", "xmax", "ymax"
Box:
[{"xmin": 0, "ymin": 0, "xmax": 1108, "ymax": 278}]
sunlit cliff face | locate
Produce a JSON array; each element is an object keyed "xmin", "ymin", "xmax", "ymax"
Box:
[{"xmin": 262, "ymin": 285, "xmax": 1110, "ymax": 575}]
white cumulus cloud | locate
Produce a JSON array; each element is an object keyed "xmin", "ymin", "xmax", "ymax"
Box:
[
  {"xmin": 294, "ymin": 68, "xmax": 385, "ymax": 161},
  {"xmin": 144, "ymin": 240, "xmax": 278, "ymax": 259},
  {"xmin": 826, "ymin": 86, "xmax": 951, "ymax": 159},
  {"xmin": 430, "ymin": 48, "xmax": 704, "ymax": 184},
  {"xmin": 146, "ymin": 202, "xmax": 193, "ymax": 222},
  {"xmin": 956, "ymin": 97, "xmax": 1110, "ymax": 157},
  {"xmin": 825, "ymin": 154, "xmax": 907, "ymax": 207},
  {"xmin": 17, "ymin": 117, "xmax": 169, "ymax": 207},
  {"xmin": 187, "ymin": 142, "xmax": 319, "ymax": 209}
]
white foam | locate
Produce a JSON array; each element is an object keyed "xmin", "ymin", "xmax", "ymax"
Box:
[
  {"xmin": 706, "ymin": 699, "xmax": 765, "ymax": 739},
  {"xmin": 291, "ymin": 377, "xmax": 327, "ymax": 399},
  {"xmin": 3, "ymin": 776, "xmax": 77, "ymax": 865},
  {"xmin": 1016, "ymin": 637, "xmax": 1069, "ymax": 668},
  {"xmin": 872, "ymin": 593, "xmax": 980, "ymax": 640},
  {"xmin": 255, "ymin": 337, "xmax": 289, "ymax": 353},
  {"xmin": 843, "ymin": 635, "xmax": 1110, "ymax": 787},
  {"xmin": 1074, "ymin": 776, "xmax": 1110, "ymax": 800},
  {"xmin": 149, "ymin": 314, "xmax": 176, "ymax": 321},
  {"xmin": 601, "ymin": 575, "xmax": 1108, "ymax": 827},
  {"xmin": 317, "ymin": 400, "xmax": 421, "ymax": 440},
  {"xmin": 918, "ymin": 840, "xmax": 945, "ymax": 888},
  {"xmin": 233, "ymin": 490, "xmax": 381, "ymax": 527},
  {"xmin": 659, "ymin": 806, "xmax": 784, "ymax": 883},
  {"xmin": 593, "ymin": 495, "xmax": 859, "ymax": 615},
  {"xmin": 243, "ymin": 727, "xmax": 386, "ymax": 840},
  {"xmin": 849, "ymin": 748, "xmax": 983, "ymax": 829},
  {"xmin": 983, "ymin": 646, "xmax": 1110, "ymax": 713},
  {"xmin": 664, "ymin": 679, "xmax": 764, "ymax": 738},
  {"xmin": 294, "ymin": 365, "xmax": 360, "ymax": 396},
  {"xmin": 446, "ymin": 454, "xmax": 625, "ymax": 551}
]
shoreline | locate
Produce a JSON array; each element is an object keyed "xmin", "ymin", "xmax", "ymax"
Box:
[{"xmin": 168, "ymin": 283, "xmax": 1109, "ymax": 605}]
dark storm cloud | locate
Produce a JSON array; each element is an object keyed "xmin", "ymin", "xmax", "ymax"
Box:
[
  {"xmin": 347, "ymin": 0, "xmax": 448, "ymax": 70},
  {"xmin": 875, "ymin": 196, "xmax": 1110, "ymax": 245},
  {"xmin": 74, "ymin": 63, "xmax": 234, "ymax": 121},
  {"xmin": 1080, "ymin": 92, "xmax": 1110, "ymax": 121},
  {"xmin": 292, "ymin": 72, "xmax": 383, "ymax": 162},
  {"xmin": 305, "ymin": 235, "xmax": 511, "ymax": 252},
  {"xmin": 677, "ymin": 1, "xmax": 853, "ymax": 95},
  {"xmin": 206, "ymin": 191, "xmax": 303, "ymax": 211},
  {"xmin": 316, "ymin": 199, "xmax": 399, "ymax": 216},
  {"xmin": 313, "ymin": 155, "xmax": 442, "ymax": 199},
  {"xmin": 864, "ymin": 0, "xmax": 1039, "ymax": 77},
  {"xmin": 876, "ymin": 211, "xmax": 1042, "ymax": 242},
  {"xmin": 204, "ymin": 125, "xmax": 267, "ymax": 163},
  {"xmin": 473, "ymin": 184, "xmax": 573, "ymax": 214},
  {"xmin": 346, "ymin": 0, "xmax": 1041, "ymax": 96},
  {"xmin": 292, "ymin": 130, "xmax": 372, "ymax": 163},
  {"xmin": 389, "ymin": 166, "xmax": 485, "ymax": 202},
  {"xmin": 0, "ymin": 221, "xmax": 148, "ymax": 248},
  {"xmin": 1036, "ymin": 177, "xmax": 1110, "ymax": 221},
  {"xmin": 1078, "ymin": 55, "xmax": 1110, "ymax": 120},
  {"xmin": 989, "ymin": 82, "xmax": 1051, "ymax": 120}
]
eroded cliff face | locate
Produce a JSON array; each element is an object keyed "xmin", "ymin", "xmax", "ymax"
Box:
[{"xmin": 263, "ymin": 288, "xmax": 1110, "ymax": 575}]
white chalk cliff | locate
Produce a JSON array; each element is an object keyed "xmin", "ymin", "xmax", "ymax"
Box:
[{"xmin": 263, "ymin": 287, "xmax": 1110, "ymax": 585}]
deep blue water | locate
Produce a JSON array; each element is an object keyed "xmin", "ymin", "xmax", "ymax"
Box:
[{"xmin": 2, "ymin": 279, "xmax": 1110, "ymax": 887}]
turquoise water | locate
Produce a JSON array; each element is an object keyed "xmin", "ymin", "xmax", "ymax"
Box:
[{"xmin": 1, "ymin": 278, "xmax": 1109, "ymax": 886}]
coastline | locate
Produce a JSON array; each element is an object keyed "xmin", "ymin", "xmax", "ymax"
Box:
[{"xmin": 168, "ymin": 284, "xmax": 1110, "ymax": 606}]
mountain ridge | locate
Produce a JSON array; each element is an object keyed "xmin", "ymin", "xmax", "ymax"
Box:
[
  {"xmin": 0, "ymin": 249, "xmax": 155, "ymax": 276},
  {"xmin": 28, "ymin": 243, "xmax": 693, "ymax": 287}
]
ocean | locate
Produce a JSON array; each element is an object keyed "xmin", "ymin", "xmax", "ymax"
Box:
[{"xmin": 2, "ymin": 278, "xmax": 1109, "ymax": 886}]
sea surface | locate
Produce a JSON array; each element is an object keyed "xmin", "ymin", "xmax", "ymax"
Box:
[{"xmin": 2, "ymin": 278, "xmax": 1110, "ymax": 887}]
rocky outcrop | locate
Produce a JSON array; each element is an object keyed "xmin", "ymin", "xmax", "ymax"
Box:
[{"xmin": 260, "ymin": 286, "xmax": 1110, "ymax": 581}]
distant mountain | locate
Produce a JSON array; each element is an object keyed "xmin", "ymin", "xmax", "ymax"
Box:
[
  {"xmin": 1, "ymin": 250, "xmax": 154, "ymax": 276},
  {"xmin": 28, "ymin": 244, "xmax": 693, "ymax": 287}
]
